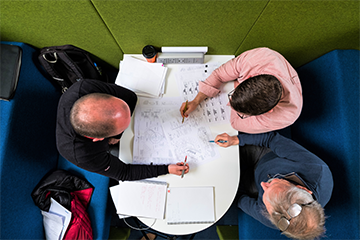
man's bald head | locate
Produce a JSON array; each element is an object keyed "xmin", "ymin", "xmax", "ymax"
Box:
[{"xmin": 70, "ymin": 93, "xmax": 131, "ymax": 139}]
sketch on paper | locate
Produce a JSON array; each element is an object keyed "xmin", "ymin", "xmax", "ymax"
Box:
[
  {"xmin": 175, "ymin": 63, "xmax": 230, "ymax": 125},
  {"xmin": 160, "ymin": 109, "xmax": 220, "ymax": 167},
  {"xmin": 133, "ymin": 97, "xmax": 181, "ymax": 165},
  {"xmin": 133, "ymin": 97, "xmax": 220, "ymax": 167}
]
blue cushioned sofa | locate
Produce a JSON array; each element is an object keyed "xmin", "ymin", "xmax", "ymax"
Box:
[
  {"xmin": 0, "ymin": 42, "xmax": 114, "ymax": 239},
  {"xmin": 238, "ymin": 49, "xmax": 360, "ymax": 239}
]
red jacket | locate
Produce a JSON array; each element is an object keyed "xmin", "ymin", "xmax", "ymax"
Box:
[{"xmin": 31, "ymin": 169, "xmax": 94, "ymax": 239}]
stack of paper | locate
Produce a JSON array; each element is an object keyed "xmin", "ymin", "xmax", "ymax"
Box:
[
  {"xmin": 115, "ymin": 56, "xmax": 167, "ymax": 98},
  {"xmin": 110, "ymin": 180, "xmax": 168, "ymax": 219},
  {"xmin": 41, "ymin": 198, "xmax": 72, "ymax": 240}
]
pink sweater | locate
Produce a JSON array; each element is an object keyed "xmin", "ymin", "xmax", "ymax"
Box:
[{"xmin": 199, "ymin": 48, "xmax": 302, "ymax": 133}]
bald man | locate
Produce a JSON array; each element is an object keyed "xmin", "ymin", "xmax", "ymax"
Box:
[{"xmin": 56, "ymin": 79, "xmax": 188, "ymax": 181}]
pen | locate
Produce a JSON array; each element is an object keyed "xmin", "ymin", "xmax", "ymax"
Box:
[
  {"xmin": 209, "ymin": 140, "xmax": 228, "ymax": 143},
  {"xmin": 181, "ymin": 156, "xmax": 187, "ymax": 178},
  {"xmin": 182, "ymin": 100, "xmax": 188, "ymax": 123}
]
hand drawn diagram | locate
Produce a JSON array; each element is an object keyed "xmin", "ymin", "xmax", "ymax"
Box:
[
  {"xmin": 133, "ymin": 97, "xmax": 220, "ymax": 167},
  {"xmin": 160, "ymin": 109, "xmax": 220, "ymax": 167},
  {"xmin": 133, "ymin": 97, "xmax": 182, "ymax": 165},
  {"xmin": 175, "ymin": 63, "xmax": 230, "ymax": 125}
]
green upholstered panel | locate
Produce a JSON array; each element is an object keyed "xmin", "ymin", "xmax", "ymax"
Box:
[
  {"xmin": 92, "ymin": 0, "xmax": 269, "ymax": 55},
  {"xmin": 0, "ymin": 0, "xmax": 122, "ymax": 67},
  {"xmin": 236, "ymin": 0, "xmax": 360, "ymax": 68}
]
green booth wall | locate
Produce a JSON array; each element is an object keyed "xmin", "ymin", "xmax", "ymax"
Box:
[{"xmin": 1, "ymin": 0, "xmax": 359, "ymax": 68}]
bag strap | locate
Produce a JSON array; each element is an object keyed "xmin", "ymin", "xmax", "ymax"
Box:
[
  {"xmin": 40, "ymin": 52, "xmax": 64, "ymax": 80},
  {"xmin": 39, "ymin": 52, "xmax": 69, "ymax": 92}
]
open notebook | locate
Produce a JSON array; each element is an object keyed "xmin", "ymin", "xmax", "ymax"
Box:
[{"xmin": 166, "ymin": 186, "xmax": 215, "ymax": 225}]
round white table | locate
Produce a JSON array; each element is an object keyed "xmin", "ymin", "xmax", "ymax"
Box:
[{"xmin": 119, "ymin": 54, "xmax": 240, "ymax": 235}]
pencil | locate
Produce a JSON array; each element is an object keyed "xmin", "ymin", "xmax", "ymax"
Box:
[{"xmin": 182, "ymin": 100, "xmax": 188, "ymax": 123}]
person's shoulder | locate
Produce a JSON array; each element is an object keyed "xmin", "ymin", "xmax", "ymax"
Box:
[
  {"xmin": 248, "ymin": 47, "xmax": 282, "ymax": 58},
  {"xmin": 236, "ymin": 47, "xmax": 282, "ymax": 64},
  {"xmin": 80, "ymin": 79, "xmax": 107, "ymax": 88}
]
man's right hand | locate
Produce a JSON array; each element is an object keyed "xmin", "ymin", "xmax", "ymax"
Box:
[
  {"xmin": 214, "ymin": 133, "xmax": 239, "ymax": 148},
  {"xmin": 168, "ymin": 162, "xmax": 189, "ymax": 176}
]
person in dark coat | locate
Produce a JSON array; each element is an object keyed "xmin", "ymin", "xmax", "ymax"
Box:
[
  {"xmin": 56, "ymin": 79, "xmax": 188, "ymax": 181},
  {"xmin": 214, "ymin": 131, "xmax": 333, "ymax": 239}
]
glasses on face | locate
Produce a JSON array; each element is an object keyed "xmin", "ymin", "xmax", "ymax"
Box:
[
  {"xmin": 228, "ymin": 89, "xmax": 250, "ymax": 119},
  {"xmin": 277, "ymin": 201, "xmax": 314, "ymax": 232}
]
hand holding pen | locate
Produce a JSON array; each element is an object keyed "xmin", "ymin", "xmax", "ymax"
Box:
[
  {"xmin": 180, "ymin": 98, "xmax": 201, "ymax": 121},
  {"xmin": 181, "ymin": 156, "xmax": 187, "ymax": 178},
  {"xmin": 168, "ymin": 160, "xmax": 189, "ymax": 176},
  {"xmin": 213, "ymin": 133, "xmax": 239, "ymax": 148},
  {"xmin": 182, "ymin": 100, "xmax": 188, "ymax": 123}
]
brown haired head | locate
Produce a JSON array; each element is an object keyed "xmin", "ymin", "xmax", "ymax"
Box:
[{"xmin": 230, "ymin": 74, "xmax": 282, "ymax": 116}]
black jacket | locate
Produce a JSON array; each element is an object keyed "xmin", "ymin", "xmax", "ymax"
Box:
[
  {"xmin": 31, "ymin": 169, "xmax": 93, "ymax": 211},
  {"xmin": 56, "ymin": 79, "xmax": 169, "ymax": 180}
]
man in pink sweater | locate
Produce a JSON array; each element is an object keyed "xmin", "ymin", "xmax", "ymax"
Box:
[{"xmin": 180, "ymin": 48, "xmax": 302, "ymax": 133}]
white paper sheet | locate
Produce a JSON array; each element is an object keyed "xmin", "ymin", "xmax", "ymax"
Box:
[
  {"xmin": 175, "ymin": 63, "xmax": 230, "ymax": 125},
  {"xmin": 116, "ymin": 56, "xmax": 167, "ymax": 97},
  {"xmin": 133, "ymin": 97, "xmax": 220, "ymax": 167},
  {"xmin": 166, "ymin": 186, "xmax": 215, "ymax": 224},
  {"xmin": 41, "ymin": 198, "xmax": 72, "ymax": 240},
  {"xmin": 160, "ymin": 109, "xmax": 220, "ymax": 167},
  {"xmin": 133, "ymin": 97, "xmax": 182, "ymax": 165},
  {"xmin": 110, "ymin": 180, "xmax": 168, "ymax": 219}
]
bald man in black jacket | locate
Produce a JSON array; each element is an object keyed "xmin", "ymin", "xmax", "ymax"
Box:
[{"xmin": 56, "ymin": 79, "xmax": 188, "ymax": 181}]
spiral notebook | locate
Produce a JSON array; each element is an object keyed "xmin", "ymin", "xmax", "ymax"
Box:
[{"xmin": 166, "ymin": 186, "xmax": 215, "ymax": 225}]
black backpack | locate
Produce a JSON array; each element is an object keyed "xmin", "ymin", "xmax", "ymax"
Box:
[{"xmin": 38, "ymin": 44, "xmax": 111, "ymax": 93}]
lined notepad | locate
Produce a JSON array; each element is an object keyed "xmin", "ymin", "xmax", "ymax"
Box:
[
  {"xmin": 166, "ymin": 186, "xmax": 215, "ymax": 225},
  {"xmin": 110, "ymin": 180, "xmax": 168, "ymax": 219}
]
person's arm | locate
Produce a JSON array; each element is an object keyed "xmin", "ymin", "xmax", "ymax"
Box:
[
  {"xmin": 237, "ymin": 132, "xmax": 325, "ymax": 164},
  {"xmin": 77, "ymin": 152, "xmax": 188, "ymax": 181},
  {"xmin": 199, "ymin": 55, "xmax": 246, "ymax": 96},
  {"xmin": 181, "ymin": 53, "xmax": 250, "ymax": 118},
  {"xmin": 215, "ymin": 131, "xmax": 321, "ymax": 164},
  {"xmin": 214, "ymin": 133, "xmax": 239, "ymax": 147}
]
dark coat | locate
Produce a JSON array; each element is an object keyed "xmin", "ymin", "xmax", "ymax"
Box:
[{"xmin": 31, "ymin": 169, "xmax": 94, "ymax": 239}]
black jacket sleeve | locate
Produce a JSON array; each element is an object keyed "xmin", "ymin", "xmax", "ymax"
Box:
[{"xmin": 75, "ymin": 146, "xmax": 169, "ymax": 181}]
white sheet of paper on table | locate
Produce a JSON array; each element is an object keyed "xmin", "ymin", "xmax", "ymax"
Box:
[
  {"xmin": 116, "ymin": 56, "xmax": 167, "ymax": 97},
  {"xmin": 160, "ymin": 109, "xmax": 220, "ymax": 168},
  {"xmin": 133, "ymin": 97, "xmax": 219, "ymax": 167},
  {"xmin": 110, "ymin": 180, "xmax": 168, "ymax": 219},
  {"xmin": 133, "ymin": 97, "xmax": 182, "ymax": 165},
  {"xmin": 175, "ymin": 63, "xmax": 231, "ymax": 125}
]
